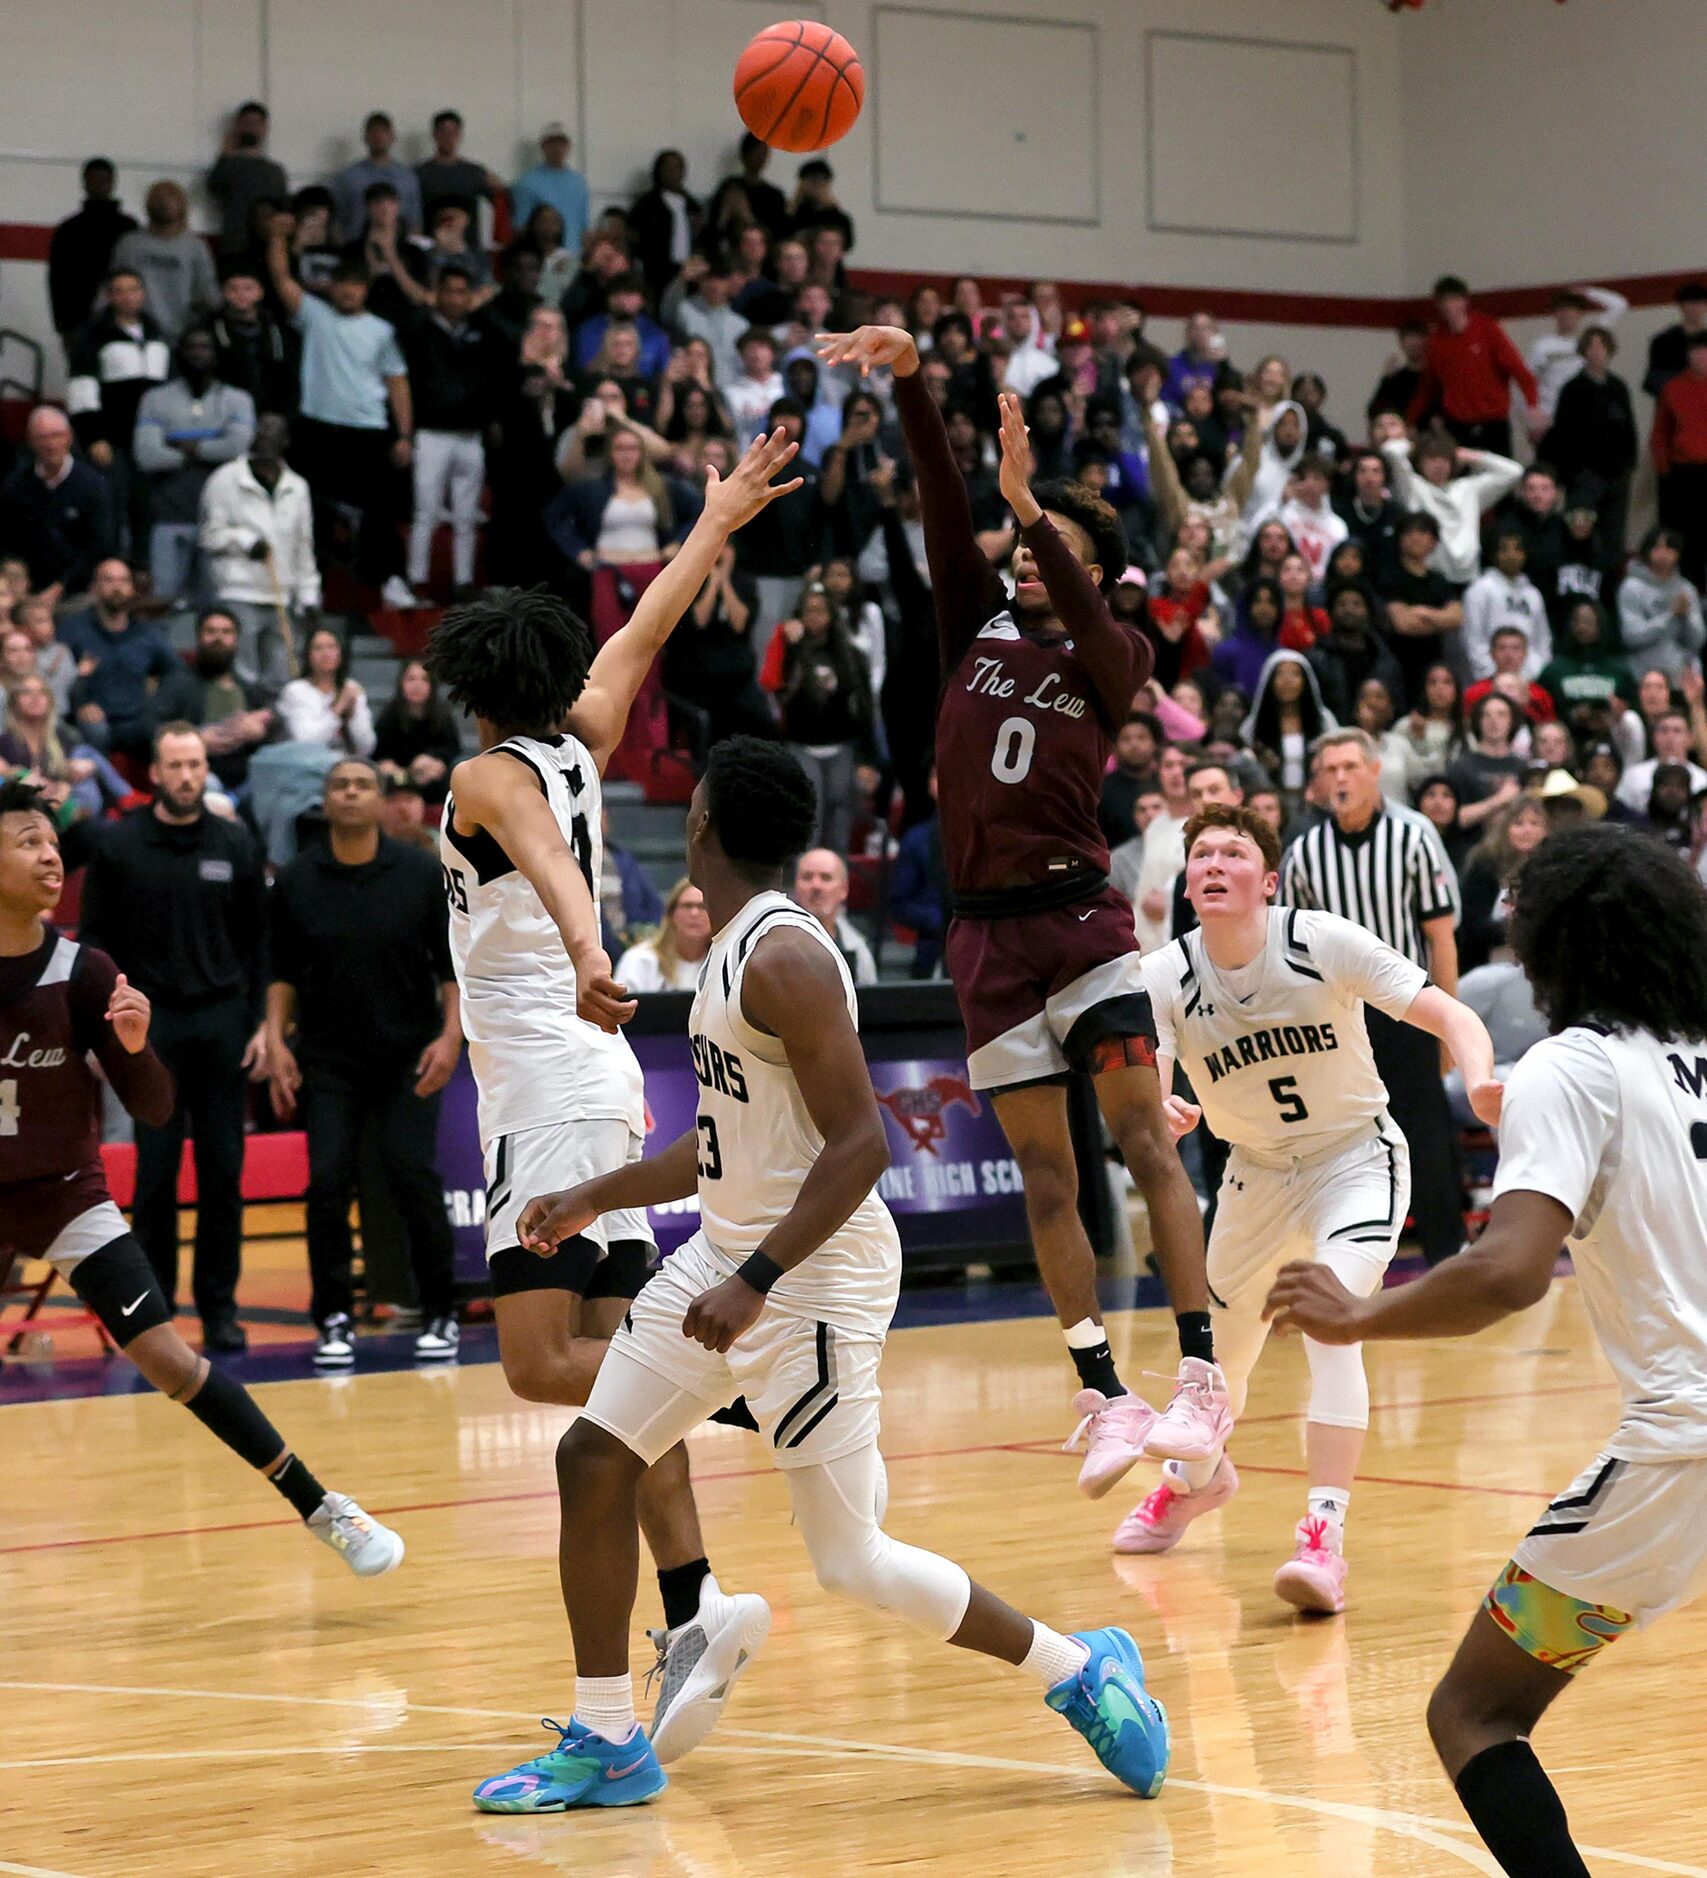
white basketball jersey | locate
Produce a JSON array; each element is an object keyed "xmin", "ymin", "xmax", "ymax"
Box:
[
  {"xmin": 689, "ymin": 890, "xmax": 900, "ymax": 1334},
  {"xmin": 1143, "ymin": 907, "xmax": 1427, "ymax": 1166},
  {"xmin": 1494, "ymin": 1025, "xmax": 1707, "ymax": 1461},
  {"xmin": 441, "ymin": 732, "xmax": 644, "ymax": 1143}
]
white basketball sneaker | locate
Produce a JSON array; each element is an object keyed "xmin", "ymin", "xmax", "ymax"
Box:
[
  {"xmin": 307, "ymin": 1491, "xmax": 405, "ymax": 1578},
  {"xmin": 645, "ymin": 1575, "xmax": 771, "ymax": 1765}
]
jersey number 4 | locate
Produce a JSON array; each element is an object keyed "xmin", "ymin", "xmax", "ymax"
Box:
[
  {"xmin": 1268, "ymin": 1076, "xmax": 1309, "ymax": 1125},
  {"xmin": 696, "ymin": 1115, "xmax": 722, "ymax": 1180},
  {"xmin": 0, "ymin": 1079, "xmax": 17, "ymax": 1137}
]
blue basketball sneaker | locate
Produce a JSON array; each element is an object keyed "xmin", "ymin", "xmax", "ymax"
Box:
[
  {"xmin": 1045, "ymin": 1626, "xmax": 1170, "ymax": 1798},
  {"xmin": 472, "ymin": 1717, "xmax": 667, "ymax": 1813}
]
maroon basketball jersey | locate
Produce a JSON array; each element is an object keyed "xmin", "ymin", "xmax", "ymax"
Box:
[
  {"xmin": 935, "ymin": 611, "xmax": 1145, "ymax": 895},
  {"xmin": 0, "ymin": 933, "xmax": 109, "ymax": 1184}
]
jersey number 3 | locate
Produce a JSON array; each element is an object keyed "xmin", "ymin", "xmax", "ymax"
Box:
[
  {"xmin": 1268, "ymin": 1075, "xmax": 1309, "ymax": 1125},
  {"xmin": 696, "ymin": 1115, "xmax": 722, "ymax": 1180}
]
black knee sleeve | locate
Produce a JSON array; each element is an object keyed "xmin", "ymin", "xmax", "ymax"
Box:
[
  {"xmin": 184, "ymin": 1362, "xmax": 290, "ymax": 1472},
  {"xmin": 66, "ymin": 1233, "xmax": 173, "ymax": 1346}
]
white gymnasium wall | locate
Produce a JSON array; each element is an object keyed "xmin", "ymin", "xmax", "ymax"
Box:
[{"xmin": 0, "ymin": 0, "xmax": 1408, "ymax": 418}]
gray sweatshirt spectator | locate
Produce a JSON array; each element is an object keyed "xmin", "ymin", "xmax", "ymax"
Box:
[
  {"xmin": 1617, "ymin": 530, "xmax": 1707, "ymax": 681},
  {"xmin": 111, "ymin": 181, "xmax": 219, "ymax": 341},
  {"xmin": 329, "ymin": 112, "xmax": 424, "ymax": 240}
]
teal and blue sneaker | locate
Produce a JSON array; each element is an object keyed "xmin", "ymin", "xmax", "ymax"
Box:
[
  {"xmin": 1045, "ymin": 1626, "xmax": 1170, "ymax": 1799},
  {"xmin": 472, "ymin": 1717, "xmax": 667, "ymax": 1813}
]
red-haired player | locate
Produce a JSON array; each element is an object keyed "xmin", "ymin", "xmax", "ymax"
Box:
[
  {"xmin": 817, "ymin": 325, "xmax": 1227, "ymax": 1496},
  {"xmin": 0, "ymin": 777, "xmax": 402, "ymax": 1576}
]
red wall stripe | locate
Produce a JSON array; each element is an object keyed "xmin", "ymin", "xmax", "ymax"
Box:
[{"xmin": 0, "ymin": 218, "xmax": 1697, "ymax": 331}]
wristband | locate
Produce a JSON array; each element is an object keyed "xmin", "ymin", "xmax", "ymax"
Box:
[{"xmin": 737, "ymin": 1252, "xmax": 784, "ymax": 1294}]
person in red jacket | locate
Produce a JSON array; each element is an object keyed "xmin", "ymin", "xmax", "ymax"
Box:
[
  {"xmin": 1408, "ymin": 275, "xmax": 1540, "ymax": 458},
  {"xmin": 1651, "ymin": 331, "xmax": 1707, "ymax": 588}
]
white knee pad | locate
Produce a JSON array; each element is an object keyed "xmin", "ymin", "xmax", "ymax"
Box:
[
  {"xmin": 1208, "ymin": 1305, "xmax": 1273, "ymax": 1421},
  {"xmin": 786, "ymin": 1446, "xmax": 971, "ymax": 1640},
  {"xmin": 1303, "ymin": 1335, "xmax": 1371, "ymax": 1430}
]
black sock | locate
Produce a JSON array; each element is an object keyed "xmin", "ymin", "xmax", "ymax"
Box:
[
  {"xmin": 267, "ymin": 1453, "xmax": 330, "ymax": 1520},
  {"xmin": 1068, "ymin": 1337, "xmax": 1125, "ymax": 1397},
  {"xmin": 1176, "ymin": 1311, "xmax": 1215, "ymax": 1364},
  {"xmin": 658, "ymin": 1557, "xmax": 711, "ymax": 1630},
  {"xmin": 1454, "ymin": 1740, "xmax": 1590, "ymax": 1877}
]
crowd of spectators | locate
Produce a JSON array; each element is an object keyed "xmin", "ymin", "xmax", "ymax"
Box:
[{"xmin": 6, "ymin": 99, "xmax": 1707, "ymax": 1330}]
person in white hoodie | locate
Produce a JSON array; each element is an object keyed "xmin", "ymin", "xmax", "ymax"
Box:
[
  {"xmin": 1240, "ymin": 399, "xmax": 1307, "ymax": 539},
  {"xmin": 1381, "ymin": 430, "xmax": 1522, "ymax": 587},
  {"xmin": 198, "ymin": 413, "xmax": 321, "ymax": 689},
  {"xmin": 1528, "ymin": 284, "xmax": 1628, "ymax": 424},
  {"xmin": 1270, "ymin": 453, "xmax": 1347, "ymax": 584},
  {"xmin": 1617, "ymin": 526, "xmax": 1707, "ymax": 682},
  {"xmin": 1461, "ymin": 526, "xmax": 1552, "ymax": 679}
]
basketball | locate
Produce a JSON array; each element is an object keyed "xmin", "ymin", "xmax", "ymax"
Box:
[{"xmin": 734, "ymin": 19, "xmax": 864, "ymax": 154}]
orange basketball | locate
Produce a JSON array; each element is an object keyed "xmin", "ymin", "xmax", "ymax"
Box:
[{"xmin": 734, "ymin": 20, "xmax": 864, "ymax": 154}]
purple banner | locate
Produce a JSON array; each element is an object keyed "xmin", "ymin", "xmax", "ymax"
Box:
[{"xmin": 441, "ymin": 1036, "xmax": 1028, "ymax": 1287}]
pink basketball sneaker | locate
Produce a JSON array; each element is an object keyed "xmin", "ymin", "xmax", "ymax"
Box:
[
  {"xmin": 1144, "ymin": 1357, "xmax": 1234, "ymax": 1464},
  {"xmin": 1273, "ymin": 1516, "xmax": 1349, "ymax": 1615},
  {"xmin": 1111, "ymin": 1456, "xmax": 1239, "ymax": 1555},
  {"xmin": 1064, "ymin": 1389, "xmax": 1156, "ymax": 1499}
]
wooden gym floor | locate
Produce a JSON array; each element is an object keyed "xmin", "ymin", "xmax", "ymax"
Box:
[{"xmin": 3, "ymin": 1268, "xmax": 1703, "ymax": 1876}]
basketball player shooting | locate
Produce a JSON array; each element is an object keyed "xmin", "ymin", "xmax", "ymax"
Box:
[
  {"xmin": 1118, "ymin": 805, "xmax": 1497, "ymax": 1612},
  {"xmin": 816, "ymin": 325, "xmax": 1219, "ymax": 1505},
  {"xmin": 427, "ymin": 427, "xmax": 800, "ymax": 1760},
  {"xmin": 1267, "ymin": 826, "xmax": 1707, "ymax": 1877},
  {"xmin": 0, "ymin": 777, "xmax": 403, "ymax": 1577},
  {"xmin": 470, "ymin": 738, "xmax": 1170, "ymax": 1815}
]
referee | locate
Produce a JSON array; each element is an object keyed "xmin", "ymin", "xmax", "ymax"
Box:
[{"xmin": 1278, "ymin": 727, "xmax": 1466, "ymax": 1265}]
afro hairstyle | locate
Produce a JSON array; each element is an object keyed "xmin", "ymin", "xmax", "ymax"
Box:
[
  {"xmin": 1029, "ymin": 479, "xmax": 1129, "ymax": 595},
  {"xmin": 426, "ymin": 587, "xmax": 595, "ymax": 734},
  {"xmin": 702, "ymin": 736, "xmax": 818, "ymax": 874}
]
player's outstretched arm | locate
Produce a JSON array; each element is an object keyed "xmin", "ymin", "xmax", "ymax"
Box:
[
  {"xmin": 83, "ymin": 958, "xmax": 173, "ymax": 1125},
  {"xmin": 819, "ymin": 324, "xmax": 1006, "ymax": 672},
  {"xmin": 517, "ymin": 1127, "xmax": 700, "ymax": 1254},
  {"xmin": 1265, "ymin": 1188, "xmax": 1566, "ymax": 1344},
  {"xmin": 996, "ymin": 391, "xmax": 1152, "ymax": 718},
  {"xmin": 567, "ymin": 428, "xmax": 801, "ymax": 771},
  {"xmin": 448, "ymin": 751, "xmax": 634, "ymax": 1033},
  {"xmin": 682, "ymin": 930, "xmax": 891, "ymax": 1354},
  {"xmin": 1402, "ymin": 985, "xmax": 1502, "ymax": 1125}
]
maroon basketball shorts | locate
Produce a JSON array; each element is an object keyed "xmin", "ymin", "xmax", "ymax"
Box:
[
  {"xmin": 945, "ymin": 886, "xmax": 1157, "ymax": 1093},
  {"xmin": 2, "ymin": 1162, "xmax": 124, "ymax": 1272}
]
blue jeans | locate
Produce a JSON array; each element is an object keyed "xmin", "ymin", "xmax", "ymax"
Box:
[{"xmin": 149, "ymin": 522, "xmax": 206, "ymax": 608}]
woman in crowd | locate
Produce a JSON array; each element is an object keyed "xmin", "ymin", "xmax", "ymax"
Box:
[
  {"xmin": 1395, "ymin": 660, "xmax": 1466, "ymax": 791},
  {"xmin": 658, "ymin": 375, "xmax": 734, "ymax": 482},
  {"xmin": 1415, "ymin": 772, "xmax": 1473, "ymax": 873},
  {"xmin": 1458, "ymin": 794, "xmax": 1550, "ymax": 971},
  {"xmin": 522, "ymin": 202, "xmax": 577, "ymax": 305},
  {"xmin": 1211, "ymin": 574, "xmax": 1283, "ymax": 698},
  {"xmin": 1174, "ymin": 509, "xmax": 1235, "ymax": 593},
  {"xmin": 661, "ymin": 544, "xmax": 774, "ymax": 756},
  {"xmin": 0, "ymin": 673, "xmax": 127, "ymax": 819},
  {"xmin": 1242, "ymin": 648, "xmax": 1334, "ymax": 805},
  {"xmin": 1449, "ymin": 692, "xmax": 1528, "ymax": 833},
  {"xmin": 1144, "ymin": 547, "xmax": 1217, "ymax": 688},
  {"xmin": 373, "ymin": 660, "xmax": 461, "ymax": 805},
  {"xmin": 614, "ymin": 878, "xmax": 713, "ymax": 993},
  {"xmin": 1276, "ymin": 549, "xmax": 1328, "ymax": 649},
  {"xmin": 278, "ymin": 625, "xmax": 376, "ymax": 757},
  {"xmin": 1238, "ymin": 517, "xmax": 1296, "ymax": 596},
  {"xmin": 1352, "ymin": 675, "xmax": 1414, "ymax": 803},
  {"xmin": 1, "ymin": 628, "xmax": 36, "ymax": 699},
  {"xmin": 774, "ymin": 581, "xmax": 876, "ymax": 856},
  {"xmin": 577, "ymin": 321, "xmax": 660, "ymax": 428},
  {"xmin": 821, "ymin": 555, "xmax": 887, "ymax": 714},
  {"xmin": 1240, "ymin": 399, "xmax": 1308, "ymax": 532},
  {"xmin": 1324, "ymin": 539, "xmax": 1369, "ymax": 591},
  {"xmin": 1618, "ymin": 526, "xmax": 1705, "ymax": 681},
  {"xmin": 487, "ymin": 307, "xmax": 581, "ymax": 585}
]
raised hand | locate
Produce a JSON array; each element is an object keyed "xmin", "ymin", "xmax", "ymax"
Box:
[
  {"xmin": 996, "ymin": 391, "xmax": 1042, "ymax": 526},
  {"xmin": 701, "ymin": 427, "xmax": 804, "ymax": 533},
  {"xmin": 105, "ymin": 973, "xmax": 151, "ymax": 1054},
  {"xmin": 815, "ymin": 326, "xmax": 919, "ymax": 379}
]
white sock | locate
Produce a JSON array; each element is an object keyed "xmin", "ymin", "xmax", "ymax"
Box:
[
  {"xmin": 1063, "ymin": 1317, "xmax": 1106, "ymax": 1350},
  {"xmin": 574, "ymin": 1673, "xmax": 636, "ymax": 1743},
  {"xmin": 1306, "ymin": 1486, "xmax": 1350, "ymax": 1538},
  {"xmin": 1167, "ymin": 1453, "xmax": 1222, "ymax": 1493},
  {"xmin": 1018, "ymin": 1621, "xmax": 1091, "ymax": 1689}
]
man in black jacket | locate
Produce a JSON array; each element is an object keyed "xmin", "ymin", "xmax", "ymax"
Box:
[
  {"xmin": 47, "ymin": 158, "xmax": 137, "ymax": 349},
  {"xmin": 79, "ymin": 724, "xmax": 268, "ymax": 1351},
  {"xmin": 207, "ymin": 266, "xmax": 299, "ymax": 416},
  {"xmin": 0, "ymin": 407, "xmax": 116, "ymax": 598},
  {"xmin": 1310, "ymin": 579, "xmax": 1410, "ymax": 719},
  {"xmin": 65, "ymin": 266, "xmax": 169, "ymax": 553},
  {"xmin": 267, "ymin": 758, "xmax": 461, "ymax": 1367},
  {"xmin": 401, "ymin": 264, "xmax": 499, "ymax": 596}
]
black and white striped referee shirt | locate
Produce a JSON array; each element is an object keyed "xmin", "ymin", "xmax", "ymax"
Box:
[{"xmin": 1278, "ymin": 804, "xmax": 1460, "ymax": 969}]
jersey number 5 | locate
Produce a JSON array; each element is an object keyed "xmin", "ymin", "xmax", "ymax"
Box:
[
  {"xmin": 990, "ymin": 715, "xmax": 1037, "ymax": 785},
  {"xmin": 1268, "ymin": 1075, "xmax": 1309, "ymax": 1125},
  {"xmin": 696, "ymin": 1115, "xmax": 722, "ymax": 1180}
]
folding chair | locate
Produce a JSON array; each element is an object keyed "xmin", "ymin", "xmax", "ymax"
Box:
[{"xmin": 0, "ymin": 1251, "xmax": 114, "ymax": 1357}]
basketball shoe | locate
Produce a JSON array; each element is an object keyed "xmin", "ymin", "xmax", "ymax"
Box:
[
  {"xmin": 472, "ymin": 1718, "xmax": 665, "ymax": 1813},
  {"xmin": 1144, "ymin": 1357, "xmax": 1233, "ymax": 1463},
  {"xmin": 1064, "ymin": 1389, "xmax": 1156, "ymax": 1498},
  {"xmin": 646, "ymin": 1575, "xmax": 771, "ymax": 1764},
  {"xmin": 1045, "ymin": 1626, "xmax": 1170, "ymax": 1798},
  {"xmin": 1111, "ymin": 1456, "xmax": 1239, "ymax": 1555},
  {"xmin": 1274, "ymin": 1515, "xmax": 1349, "ymax": 1615},
  {"xmin": 306, "ymin": 1492, "xmax": 404, "ymax": 1577}
]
